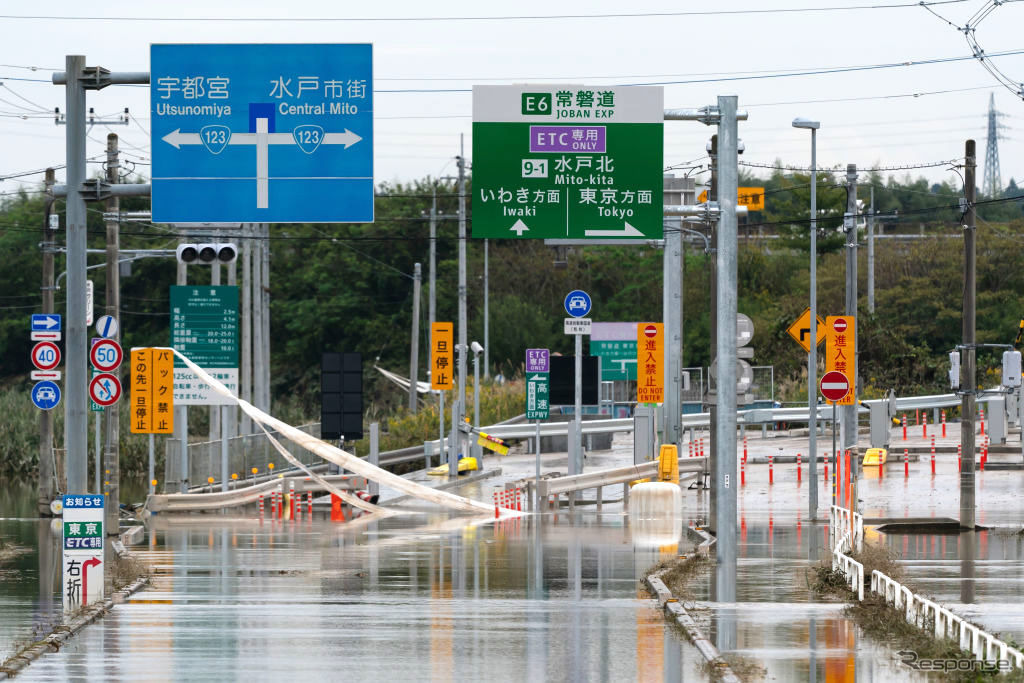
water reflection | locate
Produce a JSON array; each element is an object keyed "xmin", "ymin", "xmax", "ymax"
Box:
[{"xmin": 14, "ymin": 511, "xmax": 711, "ymax": 681}]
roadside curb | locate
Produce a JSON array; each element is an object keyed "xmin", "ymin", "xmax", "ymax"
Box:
[
  {"xmin": 645, "ymin": 571, "xmax": 740, "ymax": 683},
  {"xmin": 0, "ymin": 536, "xmax": 149, "ymax": 680}
]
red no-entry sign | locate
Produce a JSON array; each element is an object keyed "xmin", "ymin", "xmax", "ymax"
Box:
[
  {"xmin": 643, "ymin": 324, "xmax": 658, "ymax": 338},
  {"xmin": 820, "ymin": 371, "xmax": 850, "ymax": 402},
  {"xmin": 832, "ymin": 318, "xmax": 848, "ymax": 333}
]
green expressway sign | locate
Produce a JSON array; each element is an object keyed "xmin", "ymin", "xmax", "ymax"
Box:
[{"xmin": 472, "ymin": 85, "xmax": 664, "ymax": 240}]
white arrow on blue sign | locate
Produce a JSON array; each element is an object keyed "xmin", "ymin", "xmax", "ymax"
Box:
[
  {"xmin": 564, "ymin": 290, "xmax": 592, "ymax": 318},
  {"xmin": 31, "ymin": 380, "xmax": 61, "ymax": 410},
  {"xmin": 31, "ymin": 314, "xmax": 61, "ymax": 331}
]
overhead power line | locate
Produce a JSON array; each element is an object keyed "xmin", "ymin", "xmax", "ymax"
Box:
[{"xmin": 0, "ymin": 2, "xmax": 972, "ymax": 23}]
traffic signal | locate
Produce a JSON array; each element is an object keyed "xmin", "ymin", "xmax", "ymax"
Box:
[
  {"xmin": 321, "ymin": 352, "xmax": 363, "ymax": 441},
  {"xmin": 175, "ymin": 243, "xmax": 237, "ymax": 265}
]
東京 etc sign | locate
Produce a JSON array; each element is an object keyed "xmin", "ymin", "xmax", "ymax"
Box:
[{"xmin": 150, "ymin": 43, "xmax": 373, "ymax": 223}]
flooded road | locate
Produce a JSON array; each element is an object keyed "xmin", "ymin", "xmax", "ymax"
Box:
[
  {"xmin": 3, "ymin": 430, "xmax": 1023, "ymax": 681},
  {"xmin": 11, "ymin": 507, "xmax": 711, "ymax": 681}
]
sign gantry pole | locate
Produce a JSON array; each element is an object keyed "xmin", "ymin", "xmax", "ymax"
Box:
[
  {"xmin": 714, "ymin": 96, "xmax": 740, "ymax": 629},
  {"xmin": 52, "ymin": 57, "xmax": 149, "ymax": 495},
  {"xmin": 63, "ymin": 55, "xmax": 88, "ymax": 495}
]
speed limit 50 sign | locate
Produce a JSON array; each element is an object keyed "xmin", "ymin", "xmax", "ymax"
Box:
[{"xmin": 89, "ymin": 338, "xmax": 123, "ymax": 372}]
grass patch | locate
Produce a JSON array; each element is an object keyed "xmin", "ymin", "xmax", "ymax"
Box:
[{"xmin": 646, "ymin": 548, "xmax": 710, "ymax": 602}]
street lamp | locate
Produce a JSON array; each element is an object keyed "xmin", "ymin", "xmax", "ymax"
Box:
[{"xmin": 792, "ymin": 117, "xmax": 820, "ymax": 521}]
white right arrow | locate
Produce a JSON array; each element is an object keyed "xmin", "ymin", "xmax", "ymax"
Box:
[
  {"xmin": 509, "ymin": 219, "xmax": 530, "ymax": 236},
  {"xmin": 584, "ymin": 221, "xmax": 644, "ymax": 238},
  {"xmin": 323, "ymin": 129, "xmax": 363, "ymax": 148},
  {"xmin": 41, "ymin": 316, "xmax": 59, "ymax": 329}
]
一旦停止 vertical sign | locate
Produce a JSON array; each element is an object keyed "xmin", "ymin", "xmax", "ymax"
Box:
[
  {"xmin": 472, "ymin": 85, "xmax": 663, "ymax": 240},
  {"xmin": 430, "ymin": 322, "xmax": 454, "ymax": 390}
]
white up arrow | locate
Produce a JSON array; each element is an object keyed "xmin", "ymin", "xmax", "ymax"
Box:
[
  {"xmin": 584, "ymin": 221, "xmax": 644, "ymax": 238},
  {"xmin": 509, "ymin": 219, "xmax": 530, "ymax": 237}
]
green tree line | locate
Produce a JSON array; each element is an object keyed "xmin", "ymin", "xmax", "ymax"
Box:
[{"xmin": 1, "ymin": 170, "xmax": 1022, "ymax": 420}]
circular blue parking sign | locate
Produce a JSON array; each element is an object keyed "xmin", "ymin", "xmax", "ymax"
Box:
[
  {"xmin": 564, "ymin": 290, "xmax": 592, "ymax": 318},
  {"xmin": 31, "ymin": 380, "xmax": 61, "ymax": 411}
]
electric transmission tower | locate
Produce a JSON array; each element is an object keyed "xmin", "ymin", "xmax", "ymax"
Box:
[{"xmin": 982, "ymin": 93, "xmax": 1008, "ymax": 198}]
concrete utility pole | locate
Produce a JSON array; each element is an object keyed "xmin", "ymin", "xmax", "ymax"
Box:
[
  {"xmin": 662, "ymin": 175, "xmax": 691, "ymax": 453},
  {"xmin": 261, "ymin": 223, "xmax": 271, "ymax": 413},
  {"xmin": 867, "ymin": 187, "xmax": 875, "ymax": 314},
  {"xmin": 714, "ymin": 96, "xmax": 740, "ymax": 614},
  {"xmin": 174, "ymin": 258, "xmax": 189, "ymax": 492},
  {"xmin": 844, "ymin": 165, "xmax": 859, "ymax": 499},
  {"xmin": 240, "ymin": 224, "xmax": 252, "ymax": 435},
  {"xmin": 38, "ymin": 168, "xmax": 57, "ymax": 514},
  {"xmin": 428, "ymin": 188, "xmax": 437, "ymax": 345},
  {"xmin": 210, "ymin": 241, "xmax": 221, "ymax": 443},
  {"xmin": 409, "ymin": 263, "xmax": 421, "ymax": 412},
  {"xmin": 226, "ymin": 240, "xmax": 238, "ymax": 439},
  {"xmin": 103, "ymin": 134, "xmax": 121, "ymax": 531},
  {"xmin": 961, "ymin": 140, "xmax": 977, "ymax": 530},
  {"xmin": 457, "ymin": 139, "xmax": 468, "ymax": 463},
  {"xmin": 252, "ymin": 229, "xmax": 264, "ymax": 419},
  {"xmin": 483, "ymin": 240, "xmax": 490, "ymax": 378}
]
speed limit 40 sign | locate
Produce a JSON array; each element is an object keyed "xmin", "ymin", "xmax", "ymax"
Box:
[{"xmin": 89, "ymin": 338, "xmax": 123, "ymax": 372}]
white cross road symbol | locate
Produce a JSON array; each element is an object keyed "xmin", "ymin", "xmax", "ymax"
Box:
[{"xmin": 161, "ymin": 122, "xmax": 363, "ymax": 210}]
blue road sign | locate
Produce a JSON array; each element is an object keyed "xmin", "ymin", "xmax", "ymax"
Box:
[
  {"xmin": 151, "ymin": 43, "xmax": 374, "ymax": 224},
  {"xmin": 31, "ymin": 314, "xmax": 61, "ymax": 331},
  {"xmin": 564, "ymin": 290, "xmax": 592, "ymax": 318},
  {"xmin": 31, "ymin": 380, "xmax": 61, "ymax": 410}
]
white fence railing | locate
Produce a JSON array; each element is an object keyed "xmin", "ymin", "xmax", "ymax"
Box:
[{"xmin": 828, "ymin": 507, "xmax": 1024, "ymax": 671}]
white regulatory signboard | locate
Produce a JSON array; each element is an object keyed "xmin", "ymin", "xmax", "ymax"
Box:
[
  {"xmin": 564, "ymin": 318, "xmax": 593, "ymax": 335},
  {"xmin": 174, "ymin": 367, "xmax": 239, "ymax": 405},
  {"xmin": 62, "ymin": 494, "xmax": 104, "ymax": 612}
]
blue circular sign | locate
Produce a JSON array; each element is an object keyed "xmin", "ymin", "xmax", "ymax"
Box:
[
  {"xmin": 564, "ymin": 290, "xmax": 592, "ymax": 318},
  {"xmin": 31, "ymin": 380, "xmax": 61, "ymax": 411}
]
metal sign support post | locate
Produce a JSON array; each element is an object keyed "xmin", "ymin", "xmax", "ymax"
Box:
[
  {"xmin": 535, "ymin": 420, "xmax": 541, "ymax": 511},
  {"xmin": 149, "ymin": 434, "xmax": 155, "ymax": 495},
  {"xmin": 843, "ymin": 165, "xmax": 859, "ymax": 511},
  {"xmin": 832, "ymin": 403, "xmax": 837, "ymax": 508},
  {"xmin": 220, "ymin": 406, "xmax": 229, "ymax": 492},
  {"xmin": 961, "ymin": 140, "xmax": 977, "ymax": 530},
  {"xmin": 574, "ymin": 331, "xmax": 583, "ymax": 477},
  {"xmin": 53, "ymin": 57, "xmax": 149, "ymax": 494},
  {"xmin": 62, "ymin": 55, "xmax": 88, "ymax": 495},
  {"xmin": 713, "ymin": 96, "xmax": 739, "ymax": 640}
]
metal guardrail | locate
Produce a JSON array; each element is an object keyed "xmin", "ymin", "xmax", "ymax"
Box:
[
  {"xmin": 147, "ymin": 474, "xmax": 367, "ymax": 513},
  {"xmin": 828, "ymin": 505, "xmax": 1024, "ymax": 671},
  {"xmin": 538, "ymin": 456, "xmax": 707, "ymax": 498}
]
